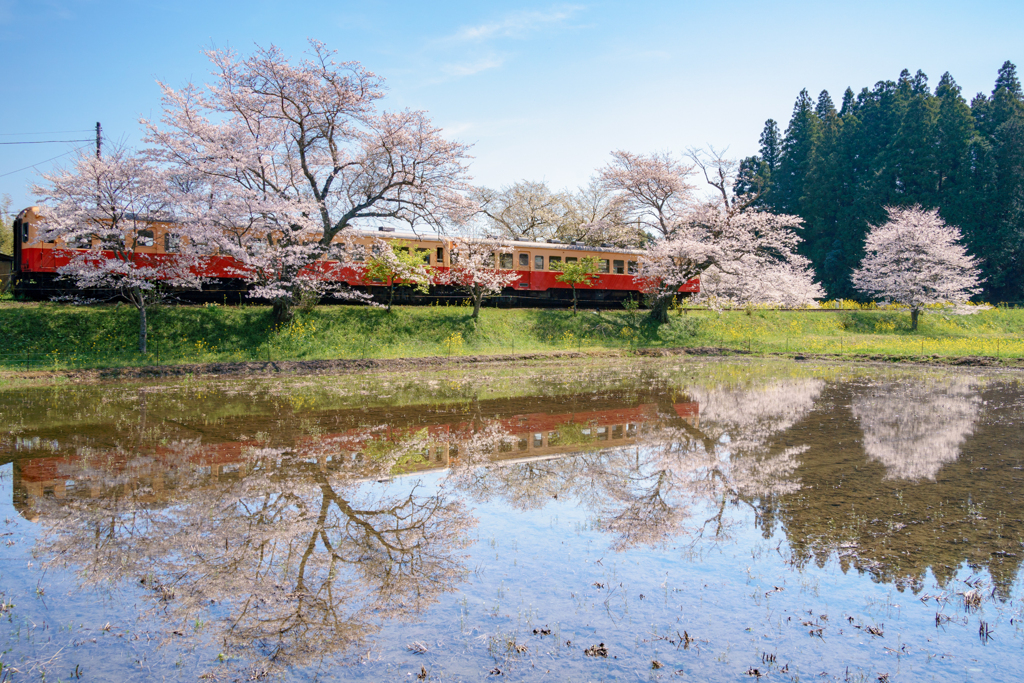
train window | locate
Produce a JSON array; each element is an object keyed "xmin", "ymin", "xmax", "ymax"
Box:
[
  {"xmin": 102, "ymin": 234, "xmax": 126, "ymax": 249},
  {"xmin": 628, "ymin": 260, "xmax": 638, "ymax": 274},
  {"xmin": 597, "ymin": 426, "xmax": 608, "ymax": 441},
  {"xmin": 565, "ymin": 256, "xmax": 577, "ymax": 264},
  {"xmin": 499, "ymin": 253, "xmax": 513, "ymax": 269},
  {"xmin": 483, "ymin": 252, "xmax": 494, "ymax": 267},
  {"xmin": 18, "ymin": 220, "xmax": 28, "ymax": 243},
  {"xmin": 165, "ymin": 234, "xmax": 181, "ymax": 253},
  {"xmin": 613, "ymin": 259, "xmax": 625, "ymax": 274},
  {"xmin": 548, "ymin": 256, "xmax": 561, "ymax": 270},
  {"xmin": 518, "ymin": 437, "xmax": 528, "ymax": 451},
  {"xmin": 395, "ymin": 246, "xmax": 410, "ymax": 255},
  {"xmin": 416, "ymin": 248, "xmax": 430, "ymax": 263},
  {"xmin": 518, "ymin": 253, "xmax": 529, "ymax": 268},
  {"xmin": 436, "ymin": 247, "xmax": 444, "ymax": 263},
  {"xmin": 135, "ymin": 230, "xmax": 155, "ymax": 248},
  {"xmin": 533, "ymin": 433, "xmax": 543, "ymax": 448},
  {"xmin": 598, "ymin": 259, "xmax": 609, "ymax": 273},
  {"xmin": 612, "ymin": 425, "xmax": 623, "ymax": 439},
  {"xmin": 534, "ymin": 255, "xmax": 543, "ymax": 270}
]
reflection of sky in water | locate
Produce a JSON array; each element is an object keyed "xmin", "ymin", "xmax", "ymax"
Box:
[
  {"xmin": 0, "ymin": 361, "xmax": 1022, "ymax": 681},
  {"xmin": 852, "ymin": 377, "xmax": 981, "ymax": 480}
]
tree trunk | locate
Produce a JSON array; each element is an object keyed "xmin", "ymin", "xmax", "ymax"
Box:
[
  {"xmin": 911, "ymin": 307, "xmax": 920, "ymax": 331},
  {"xmin": 138, "ymin": 300, "xmax": 148, "ymax": 355},
  {"xmin": 571, "ymin": 285, "xmax": 578, "ymax": 315},
  {"xmin": 648, "ymin": 295, "xmax": 671, "ymax": 324},
  {"xmin": 471, "ymin": 285, "xmax": 482, "ymax": 319},
  {"xmin": 272, "ymin": 299, "xmax": 294, "ymax": 325}
]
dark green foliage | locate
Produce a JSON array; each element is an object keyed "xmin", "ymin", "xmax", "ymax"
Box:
[
  {"xmin": 734, "ymin": 155, "xmax": 769, "ymax": 198},
  {"xmin": 754, "ymin": 61, "xmax": 1024, "ymax": 302},
  {"xmin": 758, "ymin": 119, "xmax": 782, "ymax": 173},
  {"xmin": 771, "ymin": 90, "xmax": 820, "ymax": 216}
]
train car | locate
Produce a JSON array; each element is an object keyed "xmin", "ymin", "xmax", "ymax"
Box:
[{"xmin": 10, "ymin": 206, "xmax": 698, "ymax": 305}]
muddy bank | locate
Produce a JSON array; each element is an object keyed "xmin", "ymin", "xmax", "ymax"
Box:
[{"xmin": 2, "ymin": 346, "xmax": 1022, "ymax": 385}]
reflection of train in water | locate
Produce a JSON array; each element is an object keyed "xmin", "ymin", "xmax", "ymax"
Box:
[
  {"xmin": 10, "ymin": 206, "xmax": 699, "ymax": 305},
  {"xmin": 11, "ymin": 401, "xmax": 699, "ymax": 520}
]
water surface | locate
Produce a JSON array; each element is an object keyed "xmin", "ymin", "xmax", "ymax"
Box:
[{"xmin": 1, "ymin": 358, "xmax": 1022, "ymax": 681}]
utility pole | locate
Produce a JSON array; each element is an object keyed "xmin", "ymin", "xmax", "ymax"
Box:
[{"xmin": 95, "ymin": 122, "xmax": 102, "ymax": 158}]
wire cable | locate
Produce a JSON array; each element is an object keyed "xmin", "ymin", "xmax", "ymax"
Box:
[
  {"xmin": 0, "ymin": 129, "xmax": 94, "ymax": 136},
  {"xmin": 0, "ymin": 143, "xmax": 91, "ymax": 179},
  {"xmin": 0, "ymin": 139, "xmax": 93, "ymax": 145}
]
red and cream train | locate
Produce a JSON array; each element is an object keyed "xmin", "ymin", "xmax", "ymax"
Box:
[{"xmin": 10, "ymin": 206, "xmax": 698, "ymax": 304}]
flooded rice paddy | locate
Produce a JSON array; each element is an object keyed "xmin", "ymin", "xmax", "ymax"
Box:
[{"xmin": 1, "ymin": 358, "xmax": 1023, "ymax": 681}]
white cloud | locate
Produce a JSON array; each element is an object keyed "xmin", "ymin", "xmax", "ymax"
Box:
[
  {"xmin": 442, "ymin": 55, "xmax": 505, "ymax": 78},
  {"xmin": 445, "ymin": 5, "xmax": 584, "ymax": 43}
]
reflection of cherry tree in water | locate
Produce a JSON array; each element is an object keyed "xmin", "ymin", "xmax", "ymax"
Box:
[
  {"xmin": 453, "ymin": 378, "xmax": 823, "ymax": 550},
  {"xmin": 851, "ymin": 376, "xmax": 981, "ymax": 481},
  {"xmin": 35, "ymin": 437, "xmax": 475, "ymax": 673}
]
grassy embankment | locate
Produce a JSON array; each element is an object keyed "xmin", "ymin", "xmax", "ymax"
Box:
[{"xmin": 1, "ymin": 300, "xmax": 1023, "ymax": 371}]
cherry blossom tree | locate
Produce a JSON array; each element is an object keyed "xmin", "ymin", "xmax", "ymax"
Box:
[
  {"xmin": 31, "ymin": 145, "xmax": 203, "ymax": 353},
  {"xmin": 0, "ymin": 193, "xmax": 13, "ymax": 257},
  {"xmin": 599, "ymin": 149, "xmax": 821, "ymax": 321},
  {"xmin": 598, "ymin": 151, "xmax": 696, "ymax": 238},
  {"xmin": 637, "ymin": 203, "xmax": 822, "ymax": 321},
  {"xmin": 433, "ymin": 231, "xmax": 519, "ymax": 319},
  {"xmin": 144, "ymin": 40, "xmax": 472, "ymax": 322},
  {"xmin": 556, "ymin": 178, "xmax": 645, "ymax": 247},
  {"xmin": 472, "ymin": 180, "xmax": 567, "ymax": 242},
  {"xmin": 851, "ymin": 206, "xmax": 982, "ymax": 330}
]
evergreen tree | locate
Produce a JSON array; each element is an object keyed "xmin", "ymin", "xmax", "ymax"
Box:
[
  {"xmin": 885, "ymin": 70, "xmax": 940, "ymax": 205},
  {"xmin": 758, "ymin": 119, "xmax": 782, "ymax": 173},
  {"xmin": 839, "ymin": 88, "xmax": 856, "ymax": 117},
  {"xmin": 933, "ymin": 73, "xmax": 979, "ymax": 228},
  {"xmin": 994, "ymin": 61, "xmax": 1023, "ymax": 99},
  {"xmin": 748, "ymin": 62, "xmax": 1024, "ymax": 302},
  {"xmin": 988, "ymin": 62, "xmax": 1024, "ymax": 301},
  {"xmin": 734, "ymin": 156, "xmax": 769, "ymax": 198},
  {"xmin": 815, "ymin": 90, "xmax": 836, "ymax": 120},
  {"xmin": 802, "ymin": 97, "xmax": 846, "ymax": 292},
  {"xmin": 773, "ymin": 90, "xmax": 819, "ymax": 215}
]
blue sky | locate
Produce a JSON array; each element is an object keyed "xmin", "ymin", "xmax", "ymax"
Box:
[{"xmin": 2, "ymin": 0, "xmax": 1022, "ymax": 212}]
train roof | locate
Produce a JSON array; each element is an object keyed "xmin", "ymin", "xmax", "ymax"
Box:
[{"xmin": 351, "ymin": 229, "xmax": 644, "ymax": 255}]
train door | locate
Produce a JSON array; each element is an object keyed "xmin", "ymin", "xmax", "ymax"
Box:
[{"xmin": 515, "ymin": 251, "xmax": 531, "ymax": 290}]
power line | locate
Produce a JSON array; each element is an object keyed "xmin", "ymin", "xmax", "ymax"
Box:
[
  {"xmin": 0, "ymin": 143, "xmax": 91, "ymax": 179},
  {"xmin": 0, "ymin": 129, "xmax": 94, "ymax": 136},
  {"xmin": 0, "ymin": 139, "xmax": 93, "ymax": 145}
]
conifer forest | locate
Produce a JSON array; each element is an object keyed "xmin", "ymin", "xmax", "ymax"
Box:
[{"xmin": 737, "ymin": 61, "xmax": 1024, "ymax": 303}]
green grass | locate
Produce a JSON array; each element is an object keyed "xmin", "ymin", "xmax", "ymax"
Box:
[{"xmin": 1, "ymin": 300, "xmax": 1023, "ymax": 371}]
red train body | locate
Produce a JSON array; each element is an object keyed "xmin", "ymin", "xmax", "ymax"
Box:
[{"xmin": 10, "ymin": 206, "xmax": 699, "ymax": 304}]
